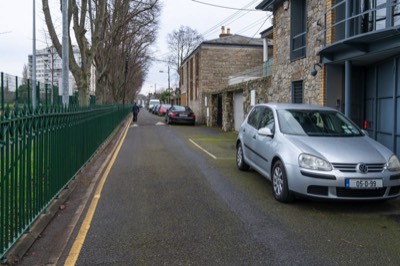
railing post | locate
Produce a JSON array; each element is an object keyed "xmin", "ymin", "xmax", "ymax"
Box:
[
  {"xmin": 45, "ymin": 83, "xmax": 48, "ymax": 106},
  {"xmin": 28, "ymin": 79, "xmax": 31, "ymax": 107},
  {"xmin": 36, "ymin": 82, "xmax": 40, "ymax": 107},
  {"xmin": 15, "ymin": 76, "xmax": 18, "ymax": 105},
  {"xmin": 1, "ymin": 72, "xmax": 4, "ymax": 110}
]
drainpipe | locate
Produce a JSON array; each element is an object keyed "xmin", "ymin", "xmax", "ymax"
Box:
[
  {"xmin": 344, "ymin": 0, "xmax": 352, "ymax": 117},
  {"xmin": 345, "ymin": 0, "xmax": 351, "ymax": 38},
  {"xmin": 345, "ymin": 61, "xmax": 352, "ymax": 117},
  {"xmin": 263, "ymin": 38, "xmax": 268, "ymax": 62}
]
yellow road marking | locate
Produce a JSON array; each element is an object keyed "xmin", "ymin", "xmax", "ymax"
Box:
[
  {"xmin": 189, "ymin": 139, "xmax": 217, "ymax": 159},
  {"xmin": 64, "ymin": 121, "xmax": 130, "ymax": 266}
]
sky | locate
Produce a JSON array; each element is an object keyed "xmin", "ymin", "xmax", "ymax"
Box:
[{"xmin": 0, "ymin": 0, "xmax": 271, "ymax": 96}]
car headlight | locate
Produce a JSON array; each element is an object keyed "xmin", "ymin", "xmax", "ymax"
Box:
[
  {"xmin": 387, "ymin": 155, "xmax": 400, "ymax": 171},
  {"xmin": 299, "ymin": 154, "xmax": 332, "ymax": 171}
]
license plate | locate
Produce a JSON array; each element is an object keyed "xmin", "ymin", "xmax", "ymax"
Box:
[
  {"xmin": 345, "ymin": 179, "xmax": 383, "ymax": 189},
  {"xmin": 180, "ymin": 114, "xmax": 187, "ymax": 117}
]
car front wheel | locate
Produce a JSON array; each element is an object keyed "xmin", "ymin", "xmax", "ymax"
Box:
[
  {"xmin": 272, "ymin": 160, "xmax": 293, "ymax": 203},
  {"xmin": 236, "ymin": 142, "xmax": 250, "ymax": 171}
]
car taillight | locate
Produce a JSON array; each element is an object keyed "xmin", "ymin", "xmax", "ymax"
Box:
[
  {"xmin": 170, "ymin": 112, "xmax": 178, "ymax": 117},
  {"xmin": 189, "ymin": 113, "xmax": 195, "ymax": 118}
]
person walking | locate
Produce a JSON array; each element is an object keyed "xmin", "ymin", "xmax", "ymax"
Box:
[{"xmin": 132, "ymin": 102, "xmax": 140, "ymax": 122}]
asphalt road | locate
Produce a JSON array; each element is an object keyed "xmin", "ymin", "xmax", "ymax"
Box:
[{"xmin": 18, "ymin": 109, "xmax": 400, "ymax": 265}]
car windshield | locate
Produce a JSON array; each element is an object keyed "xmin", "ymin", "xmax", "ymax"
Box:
[{"xmin": 277, "ymin": 109, "xmax": 363, "ymax": 137}]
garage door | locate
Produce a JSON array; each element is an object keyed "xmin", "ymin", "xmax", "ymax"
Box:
[
  {"xmin": 365, "ymin": 57, "xmax": 400, "ymax": 157},
  {"xmin": 234, "ymin": 92, "xmax": 244, "ymax": 131}
]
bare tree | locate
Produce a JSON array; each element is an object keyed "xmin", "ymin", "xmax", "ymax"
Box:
[
  {"xmin": 22, "ymin": 64, "xmax": 28, "ymax": 85},
  {"xmin": 167, "ymin": 26, "xmax": 204, "ymax": 76},
  {"xmin": 42, "ymin": 0, "xmax": 107, "ymax": 106},
  {"xmin": 95, "ymin": 0, "xmax": 160, "ymax": 104}
]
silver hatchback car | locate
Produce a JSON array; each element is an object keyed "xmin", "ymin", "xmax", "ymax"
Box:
[{"xmin": 236, "ymin": 103, "xmax": 400, "ymax": 202}]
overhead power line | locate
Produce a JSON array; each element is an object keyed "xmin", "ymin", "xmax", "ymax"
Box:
[
  {"xmin": 191, "ymin": 0, "xmax": 261, "ymax": 11},
  {"xmin": 201, "ymin": 0, "xmax": 259, "ymax": 37}
]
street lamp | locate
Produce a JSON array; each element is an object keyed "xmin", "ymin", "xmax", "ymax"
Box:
[
  {"xmin": 159, "ymin": 65, "xmax": 170, "ymax": 104},
  {"xmin": 123, "ymin": 55, "xmax": 128, "ymax": 105},
  {"xmin": 48, "ymin": 47, "xmax": 55, "ymax": 105}
]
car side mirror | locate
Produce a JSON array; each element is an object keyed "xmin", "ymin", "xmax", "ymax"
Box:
[{"xmin": 258, "ymin": 127, "xmax": 273, "ymax": 137}]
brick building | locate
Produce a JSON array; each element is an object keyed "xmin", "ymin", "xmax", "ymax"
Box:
[{"xmin": 179, "ymin": 27, "xmax": 264, "ymax": 124}]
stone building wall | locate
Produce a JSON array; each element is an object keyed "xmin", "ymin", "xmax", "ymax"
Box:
[
  {"xmin": 271, "ymin": 0, "xmax": 325, "ymax": 105},
  {"xmin": 199, "ymin": 45, "xmax": 263, "ymax": 92},
  {"xmin": 207, "ymin": 76, "xmax": 272, "ymax": 131},
  {"xmin": 181, "ymin": 43, "xmax": 263, "ymax": 124},
  {"xmin": 203, "ymin": 0, "xmax": 328, "ymax": 132}
]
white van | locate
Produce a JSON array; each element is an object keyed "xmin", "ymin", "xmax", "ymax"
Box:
[{"xmin": 148, "ymin": 99, "xmax": 160, "ymax": 111}]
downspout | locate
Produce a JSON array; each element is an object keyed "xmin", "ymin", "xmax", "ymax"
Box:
[{"xmin": 344, "ymin": 0, "xmax": 352, "ymax": 117}]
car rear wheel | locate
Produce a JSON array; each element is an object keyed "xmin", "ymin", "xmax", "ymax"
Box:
[
  {"xmin": 272, "ymin": 160, "xmax": 294, "ymax": 203},
  {"xmin": 236, "ymin": 142, "xmax": 250, "ymax": 171}
]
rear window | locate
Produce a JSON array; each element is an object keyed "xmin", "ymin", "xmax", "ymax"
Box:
[
  {"xmin": 173, "ymin": 106, "xmax": 187, "ymax": 112},
  {"xmin": 149, "ymin": 100, "xmax": 160, "ymax": 104}
]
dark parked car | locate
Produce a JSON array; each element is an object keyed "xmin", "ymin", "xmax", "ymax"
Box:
[
  {"xmin": 152, "ymin": 104, "xmax": 160, "ymax": 115},
  {"xmin": 165, "ymin": 105, "xmax": 196, "ymax": 125}
]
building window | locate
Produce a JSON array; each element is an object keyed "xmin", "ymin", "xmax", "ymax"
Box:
[
  {"xmin": 393, "ymin": 0, "xmax": 400, "ymax": 26},
  {"xmin": 375, "ymin": 0, "xmax": 387, "ymax": 30},
  {"xmin": 292, "ymin": 80, "xmax": 303, "ymax": 103},
  {"xmin": 290, "ymin": 0, "xmax": 306, "ymax": 60}
]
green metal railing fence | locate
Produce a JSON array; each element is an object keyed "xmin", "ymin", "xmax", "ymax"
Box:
[
  {"xmin": 0, "ymin": 72, "xmax": 63, "ymax": 110},
  {"xmin": 1, "ymin": 76, "xmax": 131, "ymax": 259}
]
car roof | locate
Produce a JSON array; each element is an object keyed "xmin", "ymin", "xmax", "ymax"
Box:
[{"xmin": 255, "ymin": 103, "xmax": 337, "ymax": 112}]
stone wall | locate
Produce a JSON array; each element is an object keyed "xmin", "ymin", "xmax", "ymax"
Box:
[
  {"xmin": 271, "ymin": 0, "xmax": 325, "ymax": 105},
  {"xmin": 207, "ymin": 76, "xmax": 272, "ymax": 131},
  {"xmin": 181, "ymin": 42, "xmax": 263, "ymax": 124}
]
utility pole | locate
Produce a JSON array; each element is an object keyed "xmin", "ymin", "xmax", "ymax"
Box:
[
  {"xmin": 168, "ymin": 65, "xmax": 171, "ymax": 104},
  {"xmin": 123, "ymin": 55, "xmax": 128, "ymax": 105},
  {"xmin": 159, "ymin": 66, "xmax": 171, "ymax": 103},
  {"xmin": 62, "ymin": 0, "xmax": 69, "ymax": 107},
  {"xmin": 32, "ymin": 0, "xmax": 37, "ymax": 108},
  {"xmin": 48, "ymin": 47, "xmax": 55, "ymax": 105}
]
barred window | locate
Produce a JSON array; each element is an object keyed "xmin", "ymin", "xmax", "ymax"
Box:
[{"xmin": 292, "ymin": 80, "xmax": 303, "ymax": 104}]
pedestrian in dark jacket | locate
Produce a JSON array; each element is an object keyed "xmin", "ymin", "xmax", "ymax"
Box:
[{"xmin": 132, "ymin": 103, "xmax": 140, "ymax": 122}]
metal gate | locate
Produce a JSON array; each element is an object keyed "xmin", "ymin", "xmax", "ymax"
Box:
[
  {"xmin": 234, "ymin": 92, "xmax": 244, "ymax": 131},
  {"xmin": 365, "ymin": 57, "xmax": 400, "ymax": 157}
]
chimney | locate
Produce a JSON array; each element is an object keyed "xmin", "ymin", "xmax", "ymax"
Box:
[
  {"xmin": 219, "ymin": 26, "xmax": 225, "ymax": 38},
  {"xmin": 219, "ymin": 26, "xmax": 232, "ymax": 38}
]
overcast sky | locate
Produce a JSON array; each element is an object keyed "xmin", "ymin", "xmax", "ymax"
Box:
[{"xmin": 0, "ymin": 0, "xmax": 271, "ymax": 95}]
